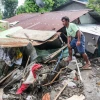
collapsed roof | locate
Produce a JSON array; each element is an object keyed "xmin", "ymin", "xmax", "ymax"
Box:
[
  {"xmin": 0, "ymin": 27, "xmax": 61, "ymax": 47},
  {"xmin": 6, "ymin": 10, "xmax": 90, "ymax": 31}
]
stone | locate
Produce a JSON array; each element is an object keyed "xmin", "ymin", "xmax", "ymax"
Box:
[
  {"xmin": 50, "ymin": 90, "xmax": 57, "ymax": 100},
  {"xmin": 68, "ymin": 70, "xmax": 77, "ymax": 79},
  {"xmin": 26, "ymin": 95, "xmax": 36, "ymax": 100},
  {"xmin": 67, "ymin": 82, "xmax": 76, "ymax": 88}
]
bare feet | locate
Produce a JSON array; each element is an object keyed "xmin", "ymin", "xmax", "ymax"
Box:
[
  {"xmin": 82, "ymin": 62, "xmax": 91, "ymax": 69},
  {"xmin": 66, "ymin": 56, "xmax": 72, "ymax": 62}
]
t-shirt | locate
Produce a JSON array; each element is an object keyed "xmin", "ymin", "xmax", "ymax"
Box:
[{"xmin": 66, "ymin": 23, "xmax": 79, "ymax": 37}]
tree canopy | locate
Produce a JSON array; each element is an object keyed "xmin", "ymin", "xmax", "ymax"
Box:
[
  {"xmin": 3, "ymin": 0, "xmax": 18, "ymax": 19},
  {"xmin": 17, "ymin": 0, "xmax": 69, "ymax": 14},
  {"xmin": 0, "ymin": 10, "xmax": 2, "ymax": 19},
  {"xmin": 88, "ymin": 0, "xmax": 100, "ymax": 13}
]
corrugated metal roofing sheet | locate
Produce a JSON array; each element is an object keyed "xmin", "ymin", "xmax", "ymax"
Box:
[
  {"xmin": 0, "ymin": 27, "xmax": 61, "ymax": 47},
  {"xmin": 7, "ymin": 29, "xmax": 56, "ymax": 41},
  {"xmin": 79, "ymin": 24, "xmax": 100, "ymax": 36},
  {"xmin": 6, "ymin": 10, "xmax": 90, "ymax": 31}
]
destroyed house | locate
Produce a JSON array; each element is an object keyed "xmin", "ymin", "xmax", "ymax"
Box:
[
  {"xmin": 4, "ymin": 9, "xmax": 100, "ymax": 57},
  {"xmin": 0, "ymin": 27, "xmax": 70, "ymax": 99},
  {"xmin": 53, "ymin": 0, "xmax": 88, "ymax": 11},
  {"xmin": 0, "ymin": 10, "xmax": 100, "ymax": 100}
]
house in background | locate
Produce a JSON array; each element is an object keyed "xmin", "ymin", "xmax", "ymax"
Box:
[
  {"xmin": 78, "ymin": 0, "xmax": 88, "ymax": 2},
  {"xmin": 53, "ymin": 0, "xmax": 88, "ymax": 11},
  {"xmin": 5, "ymin": 9, "xmax": 100, "ymax": 57}
]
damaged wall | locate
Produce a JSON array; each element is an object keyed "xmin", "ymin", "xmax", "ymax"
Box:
[
  {"xmin": 78, "ymin": 24, "xmax": 100, "ymax": 57},
  {"xmin": 79, "ymin": 13, "xmax": 97, "ymax": 24},
  {"xmin": 84, "ymin": 32, "xmax": 98, "ymax": 54}
]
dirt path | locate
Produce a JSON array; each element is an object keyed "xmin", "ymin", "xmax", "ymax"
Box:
[{"xmin": 81, "ymin": 68, "xmax": 100, "ymax": 100}]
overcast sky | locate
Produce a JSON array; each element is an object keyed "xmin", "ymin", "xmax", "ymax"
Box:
[{"xmin": 18, "ymin": 0, "xmax": 25, "ymax": 6}]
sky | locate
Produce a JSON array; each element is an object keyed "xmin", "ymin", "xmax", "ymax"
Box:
[{"xmin": 18, "ymin": 0, "xmax": 25, "ymax": 6}]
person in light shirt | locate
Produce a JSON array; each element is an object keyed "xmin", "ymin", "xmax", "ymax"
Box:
[{"xmin": 62, "ymin": 16, "xmax": 91, "ymax": 69}]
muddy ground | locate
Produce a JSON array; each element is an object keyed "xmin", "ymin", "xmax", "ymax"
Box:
[
  {"xmin": 0, "ymin": 58, "xmax": 100, "ymax": 100},
  {"xmin": 82, "ymin": 60, "xmax": 100, "ymax": 100}
]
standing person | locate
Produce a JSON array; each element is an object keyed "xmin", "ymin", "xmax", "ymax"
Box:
[{"xmin": 61, "ymin": 16, "xmax": 91, "ymax": 69}]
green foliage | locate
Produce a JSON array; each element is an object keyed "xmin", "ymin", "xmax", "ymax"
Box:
[
  {"xmin": 53, "ymin": 0, "xmax": 68, "ymax": 9},
  {"xmin": 88, "ymin": 0, "xmax": 100, "ymax": 13},
  {"xmin": 17, "ymin": 0, "xmax": 53, "ymax": 14},
  {"xmin": 17, "ymin": 0, "xmax": 69, "ymax": 14},
  {"xmin": 0, "ymin": 10, "xmax": 2, "ymax": 20},
  {"xmin": 16, "ymin": 5, "xmax": 26, "ymax": 14},
  {"xmin": 3, "ymin": 0, "xmax": 18, "ymax": 19}
]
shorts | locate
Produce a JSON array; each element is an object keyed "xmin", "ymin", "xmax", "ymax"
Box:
[{"xmin": 70, "ymin": 35, "xmax": 85, "ymax": 54}]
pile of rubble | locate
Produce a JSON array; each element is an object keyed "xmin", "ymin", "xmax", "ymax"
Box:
[{"xmin": 0, "ymin": 43, "xmax": 86, "ymax": 100}]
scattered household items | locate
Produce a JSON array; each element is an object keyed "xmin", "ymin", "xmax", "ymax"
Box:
[
  {"xmin": 0, "ymin": 26, "xmax": 98, "ymax": 100},
  {"xmin": 1, "ymin": 9, "xmax": 100, "ymax": 100}
]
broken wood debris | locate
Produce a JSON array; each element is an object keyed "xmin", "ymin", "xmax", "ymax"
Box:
[
  {"xmin": 54, "ymin": 80, "xmax": 69, "ymax": 100},
  {"xmin": 44, "ymin": 45, "xmax": 67, "ymax": 63},
  {"xmin": 0, "ymin": 68, "xmax": 18, "ymax": 84},
  {"xmin": 0, "ymin": 45, "xmax": 86, "ymax": 100}
]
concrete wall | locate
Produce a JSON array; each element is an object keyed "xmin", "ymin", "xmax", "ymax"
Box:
[
  {"xmin": 79, "ymin": 13, "xmax": 97, "ymax": 24},
  {"xmin": 58, "ymin": 2, "xmax": 87, "ymax": 11},
  {"xmin": 84, "ymin": 32, "xmax": 99, "ymax": 54}
]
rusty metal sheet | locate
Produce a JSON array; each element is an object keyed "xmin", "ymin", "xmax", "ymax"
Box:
[
  {"xmin": 6, "ymin": 10, "xmax": 90, "ymax": 31},
  {"xmin": 0, "ymin": 34, "xmax": 60, "ymax": 47},
  {"xmin": 7, "ymin": 29, "xmax": 56, "ymax": 41},
  {"xmin": 5, "ymin": 13, "xmax": 40, "ymax": 23},
  {"xmin": 0, "ymin": 26, "xmax": 23, "ymax": 38},
  {"xmin": 79, "ymin": 24, "xmax": 100, "ymax": 36},
  {"xmin": 0, "ymin": 27, "xmax": 61, "ymax": 47}
]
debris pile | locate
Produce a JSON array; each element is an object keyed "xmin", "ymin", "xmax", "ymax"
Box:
[
  {"xmin": 0, "ymin": 44, "xmax": 85, "ymax": 100},
  {"xmin": 0, "ymin": 27, "xmax": 86, "ymax": 100}
]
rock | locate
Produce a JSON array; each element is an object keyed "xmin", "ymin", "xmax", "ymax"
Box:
[
  {"xmin": 50, "ymin": 90, "xmax": 57, "ymax": 100},
  {"xmin": 67, "ymin": 82, "xmax": 76, "ymax": 88},
  {"xmin": 88, "ymin": 91, "xmax": 92, "ymax": 93},
  {"xmin": 67, "ymin": 60, "xmax": 82, "ymax": 70},
  {"xmin": 68, "ymin": 70, "xmax": 77, "ymax": 79},
  {"xmin": 68, "ymin": 60, "xmax": 77, "ymax": 70},
  {"xmin": 3, "ymin": 94, "xmax": 20, "ymax": 100},
  {"xmin": 26, "ymin": 95, "xmax": 36, "ymax": 100},
  {"xmin": 62, "ymin": 80, "xmax": 76, "ymax": 88}
]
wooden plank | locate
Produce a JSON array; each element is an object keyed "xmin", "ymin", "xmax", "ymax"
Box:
[
  {"xmin": 42, "ymin": 67, "xmax": 68, "ymax": 86},
  {"xmin": 7, "ymin": 29, "xmax": 56, "ymax": 42},
  {"xmin": 75, "ymin": 60, "xmax": 83, "ymax": 82},
  {"xmin": 54, "ymin": 81, "xmax": 69, "ymax": 100},
  {"xmin": 0, "ymin": 68, "xmax": 17, "ymax": 84},
  {"xmin": 44, "ymin": 45, "xmax": 67, "ymax": 63}
]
